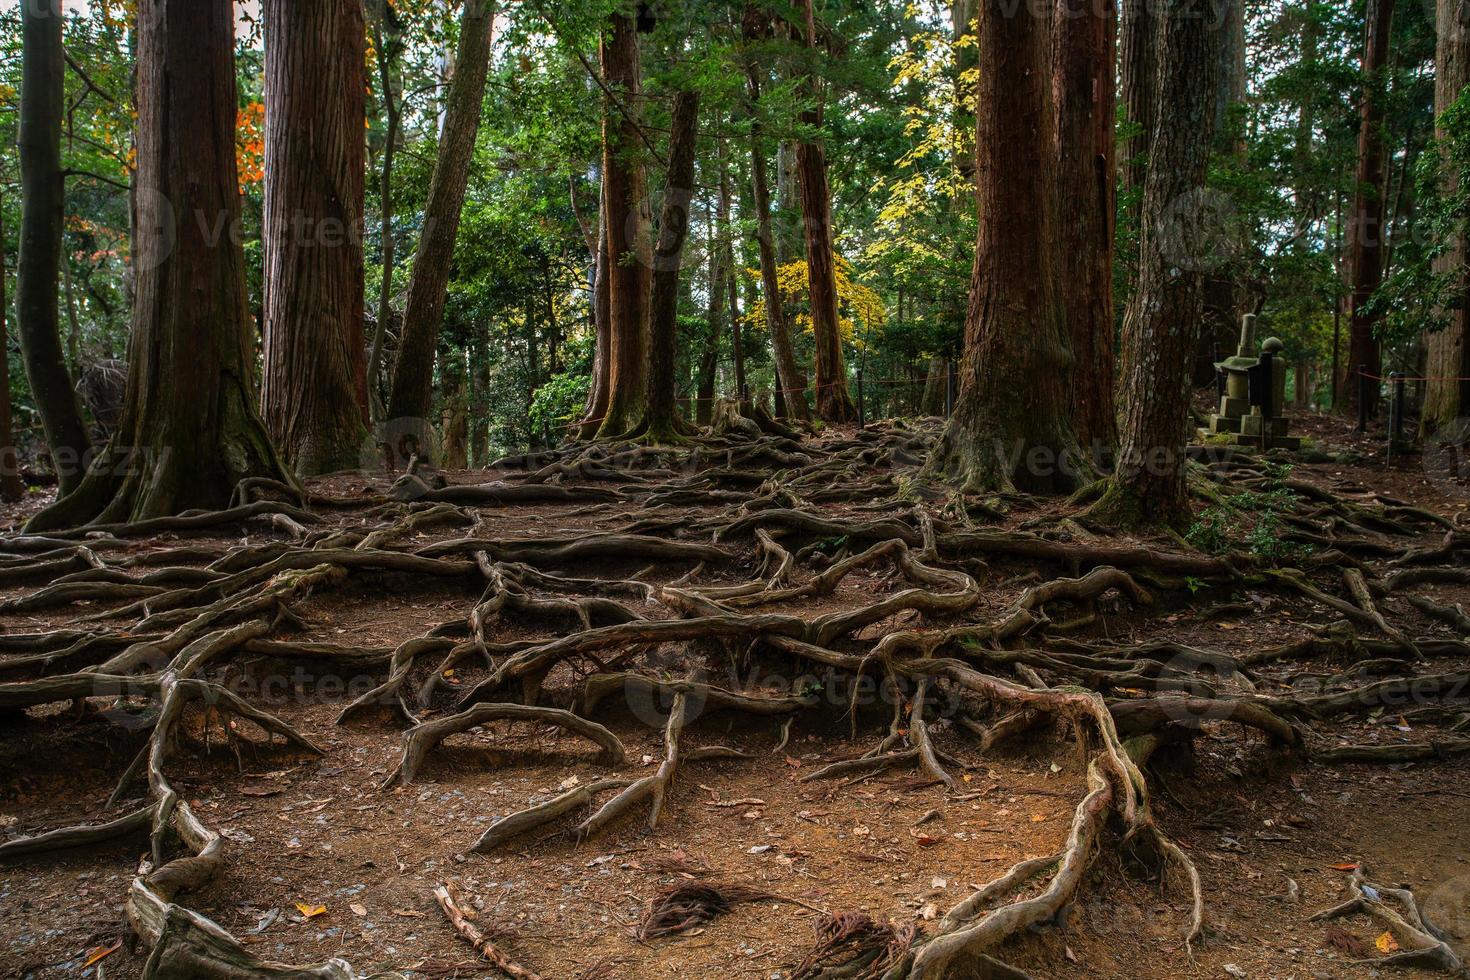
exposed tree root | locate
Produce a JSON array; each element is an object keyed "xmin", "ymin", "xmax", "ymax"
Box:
[
  {"xmin": 3, "ymin": 422, "xmax": 1469, "ymax": 977},
  {"xmin": 1311, "ymin": 866, "xmax": 1463, "ymax": 971}
]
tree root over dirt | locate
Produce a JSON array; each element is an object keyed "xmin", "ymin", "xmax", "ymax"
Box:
[{"xmin": 1, "ymin": 420, "xmax": 1468, "ymax": 976}]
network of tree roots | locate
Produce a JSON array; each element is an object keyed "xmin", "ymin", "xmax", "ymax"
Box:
[{"xmin": 2, "ymin": 414, "xmax": 1469, "ymax": 978}]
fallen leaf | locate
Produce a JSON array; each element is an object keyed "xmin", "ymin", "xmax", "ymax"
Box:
[
  {"xmin": 1376, "ymin": 932, "xmax": 1401, "ymax": 954},
  {"xmin": 784, "ymin": 756, "xmax": 803, "ymax": 768},
  {"xmin": 1330, "ymin": 862, "xmax": 1360, "ymax": 872},
  {"xmin": 295, "ymin": 903, "xmax": 327, "ymax": 919},
  {"xmin": 82, "ymin": 939, "xmax": 121, "ymax": 969},
  {"xmin": 349, "ymin": 903, "xmax": 367, "ymax": 917}
]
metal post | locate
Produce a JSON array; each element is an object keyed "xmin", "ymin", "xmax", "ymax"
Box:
[
  {"xmin": 856, "ymin": 368, "xmax": 865, "ymax": 429},
  {"xmin": 945, "ymin": 361, "xmax": 955, "ymax": 417},
  {"xmin": 1356, "ymin": 364, "xmax": 1370, "ymax": 432}
]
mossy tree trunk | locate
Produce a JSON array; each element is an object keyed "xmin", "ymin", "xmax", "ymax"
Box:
[
  {"xmin": 29, "ymin": 0, "xmax": 291, "ymax": 532},
  {"xmin": 260, "ymin": 0, "xmax": 369, "ymax": 476},
  {"xmin": 926, "ymin": 0, "xmax": 1084, "ymax": 494},
  {"xmin": 18, "ymin": 1, "xmax": 91, "ymax": 495},
  {"xmin": 1093, "ymin": 0, "xmax": 1219, "ymax": 528}
]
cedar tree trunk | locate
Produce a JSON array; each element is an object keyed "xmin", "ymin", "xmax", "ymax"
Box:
[
  {"xmin": 261, "ymin": 0, "xmax": 369, "ymax": 475},
  {"xmin": 1092, "ymin": 0, "xmax": 1219, "ymax": 527},
  {"xmin": 18, "ymin": 1, "xmax": 90, "ymax": 494},
  {"xmin": 926, "ymin": 0, "xmax": 1085, "ymax": 493},
  {"xmin": 30, "ymin": 0, "xmax": 292, "ymax": 531}
]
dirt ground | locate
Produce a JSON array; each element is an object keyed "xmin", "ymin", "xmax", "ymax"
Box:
[{"xmin": 3, "ymin": 412, "xmax": 1470, "ymax": 980}]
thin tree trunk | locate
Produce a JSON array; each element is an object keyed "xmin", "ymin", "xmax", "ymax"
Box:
[
  {"xmin": 386, "ymin": 0, "xmax": 494, "ymax": 449},
  {"xmin": 793, "ymin": 0, "xmax": 854, "ymax": 423},
  {"xmin": 30, "ymin": 0, "xmax": 291, "ymax": 531},
  {"xmin": 593, "ymin": 13, "xmax": 652, "ymax": 439},
  {"xmin": 926, "ymin": 0, "xmax": 1083, "ymax": 493},
  {"xmin": 1053, "ymin": 0, "xmax": 1117, "ymax": 455},
  {"xmin": 646, "ymin": 91, "xmax": 699, "ymax": 441},
  {"xmin": 1339, "ymin": 0, "xmax": 1395, "ymax": 416},
  {"xmin": 1423, "ymin": 0, "xmax": 1470, "ymax": 431},
  {"xmin": 1095, "ymin": 0, "xmax": 1219, "ymax": 527},
  {"xmin": 18, "ymin": 1, "xmax": 90, "ymax": 495},
  {"xmin": 367, "ymin": 1, "xmax": 402, "ymax": 420},
  {"xmin": 261, "ymin": 0, "xmax": 368, "ymax": 476},
  {"xmin": 696, "ymin": 190, "xmax": 723, "ymax": 425},
  {"xmin": 721, "ymin": 148, "xmax": 746, "ymax": 404},
  {"xmin": 741, "ymin": 11, "xmax": 810, "ymax": 421},
  {"xmin": 0, "ymin": 194, "xmax": 24, "ymax": 502},
  {"xmin": 920, "ymin": 356, "xmax": 946, "ymax": 416},
  {"xmin": 580, "ymin": 193, "xmax": 612, "ymax": 439}
]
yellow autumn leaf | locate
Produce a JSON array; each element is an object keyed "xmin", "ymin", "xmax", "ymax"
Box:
[
  {"xmin": 82, "ymin": 939, "xmax": 121, "ymax": 968},
  {"xmin": 296, "ymin": 903, "xmax": 328, "ymax": 919},
  {"xmin": 1376, "ymin": 931, "xmax": 1401, "ymax": 953}
]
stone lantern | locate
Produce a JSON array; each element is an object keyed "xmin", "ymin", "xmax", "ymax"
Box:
[{"xmin": 1206, "ymin": 315, "xmax": 1300, "ymax": 450}]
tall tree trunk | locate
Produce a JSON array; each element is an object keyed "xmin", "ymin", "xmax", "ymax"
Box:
[
  {"xmin": 1338, "ymin": 0, "xmax": 1395, "ymax": 416},
  {"xmin": 0, "ymin": 194, "xmax": 24, "ymax": 502},
  {"xmin": 30, "ymin": 0, "xmax": 291, "ymax": 531},
  {"xmin": 385, "ymin": 0, "xmax": 494, "ymax": 450},
  {"xmin": 752, "ymin": 146, "xmax": 808, "ymax": 419},
  {"xmin": 592, "ymin": 13, "xmax": 653, "ymax": 439},
  {"xmin": 646, "ymin": 91, "xmax": 700, "ymax": 441},
  {"xmin": 18, "ymin": 1, "xmax": 90, "ymax": 495},
  {"xmin": 1197, "ymin": 0, "xmax": 1246, "ymax": 385},
  {"xmin": 1053, "ymin": 0, "xmax": 1118, "ymax": 454},
  {"xmin": 748, "ymin": 98, "xmax": 810, "ymax": 420},
  {"xmin": 721, "ymin": 148, "xmax": 747, "ymax": 404},
  {"xmin": 696, "ymin": 190, "xmax": 724, "ymax": 425},
  {"xmin": 367, "ymin": 1, "xmax": 402, "ymax": 419},
  {"xmin": 793, "ymin": 0, "xmax": 855, "ymax": 423},
  {"xmin": 926, "ymin": 0, "xmax": 1083, "ymax": 492},
  {"xmin": 261, "ymin": 0, "xmax": 368, "ymax": 476},
  {"xmin": 1093, "ymin": 0, "xmax": 1219, "ymax": 527},
  {"xmin": 580, "ymin": 196, "xmax": 612, "ymax": 438},
  {"xmin": 1423, "ymin": 0, "xmax": 1470, "ymax": 431},
  {"xmin": 1118, "ymin": 0, "xmax": 1157, "ymax": 207}
]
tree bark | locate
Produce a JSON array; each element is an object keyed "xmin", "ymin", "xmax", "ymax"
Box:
[
  {"xmin": 18, "ymin": 0, "xmax": 91, "ymax": 495},
  {"xmin": 0, "ymin": 193, "xmax": 24, "ymax": 502},
  {"xmin": 1338, "ymin": 0, "xmax": 1395, "ymax": 416},
  {"xmin": 1094, "ymin": 0, "xmax": 1219, "ymax": 527},
  {"xmin": 646, "ymin": 90, "xmax": 699, "ymax": 442},
  {"xmin": 580, "ymin": 193, "xmax": 612, "ymax": 439},
  {"xmin": 385, "ymin": 0, "xmax": 494, "ymax": 448},
  {"xmin": 1053, "ymin": 0, "xmax": 1118, "ymax": 455},
  {"xmin": 592, "ymin": 13, "xmax": 653, "ymax": 439},
  {"xmin": 696, "ymin": 190, "xmax": 724, "ymax": 425},
  {"xmin": 721, "ymin": 147, "xmax": 747, "ymax": 404},
  {"xmin": 749, "ymin": 99, "xmax": 810, "ymax": 421},
  {"xmin": 793, "ymin": 0, "xmax": 855, "ymax": 423},
  {"xmin": 367, "ymin": 1, "xmax": 403, "ymax": 419},
  {"xmin": 260, "ymin": 0, "xmax": 368, "ymax": 476},
  {"xmin": 926, "ymin": 0, "xmax": 1083, "ymax": 493},
  {"xmin": 30, "ymin": 0, "xmax": 291, "ymax": 531},
  {"xmin": 1118, "ymin": 0, "xmax": 1157, "ymax": 207},
  {"xmin": 1423, "ymin": 0, "xmax": 1470, "ymax": 431}
]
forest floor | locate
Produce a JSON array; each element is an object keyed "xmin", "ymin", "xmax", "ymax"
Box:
[{"xmin": 2, "ymin": 410, "xmax": 1470, "ymax": 980}]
